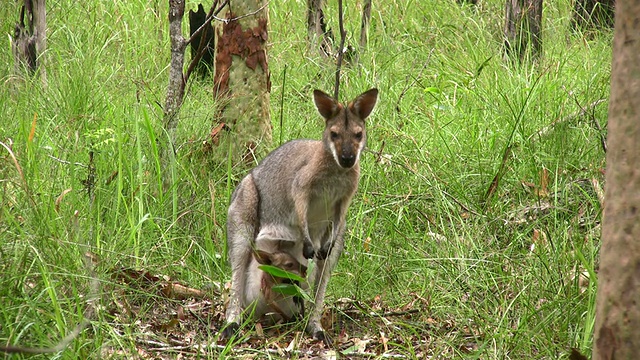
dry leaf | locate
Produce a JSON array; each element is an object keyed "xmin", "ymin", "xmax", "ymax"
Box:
[
  {"xmin": 55, "ymin": 188, "xmax": 73, "ymax": 213},
  {"xmin": 380, "ymin": 331, "xmax": 389, "ymax": 352},
  {"xmin": 210, "ymin": 122, "xmax": 228, "ymax": 145},
  {"xmin": 284, "ymin": 335, "xmax": 296, "ymax": 352},
  {"xmin": 538, "ymin": 168, "xmax": 549, "ymax": 197},
  {"xmin": 177, "ymin": 306, "xmax": 186, "ymax": 321},
  {"xmin": 28, "ymin": 112, "xmax": 37, "ymax": 144},
  {"xmin": 255, "ymin": 322, "xmax": 264, "ymax": 337},
  {"xmin": 530, "ymin": 228, "xmax": 548, "ymax": 253}
]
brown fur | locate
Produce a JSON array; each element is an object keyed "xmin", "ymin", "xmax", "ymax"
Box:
[{"xmin": 245, "ymin": 250, "xmax": 307, "ymax": 322}]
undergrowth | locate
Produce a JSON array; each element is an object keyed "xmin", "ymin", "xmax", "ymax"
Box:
[{"xmin": 0, "ymin": 0, "xmax": 609, "ymax": 358}]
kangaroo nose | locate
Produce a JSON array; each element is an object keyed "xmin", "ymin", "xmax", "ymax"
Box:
[{"xmin": 340, "ymin": 154, "xmax": 356, "ymax": 168}]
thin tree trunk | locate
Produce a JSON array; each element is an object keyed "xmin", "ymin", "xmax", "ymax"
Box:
[
  {"xmin": 359, "ymin": 0, "xmax": 372, "ymax": 50},
  {"xmin": 213, "ymin": 0, "xmax": 271, "ymax": 164},
  {"xmin": 307, "ymin": 0, "xmax": 334, "ymax": 57},
  {"xmin": 163, "ymin": 0, "xmax": 186, "ymax": 190},
  {"xmin": 592, "ymin": 1, "xmax": 640, "ymax": 359},
  {"xmin": 504, "ymin": 0, "xmax": 543, "ymax": 62},
  {"xmin": 189, "ymin": 3, "xmax": 215, "ymax": 78},
  {"xmin": 571, "ymin": 0, "xmax": 615, "ymax": 31},
  {"xmin": 12, "ymin": 0, "xmax": 47, "ymax": 84},
  {"xmin": 33, "ymin": 0, "xmax": 46, "ymax": 84},
  {"xmin": 12, "ymin": 5, "xmax": 36, "ymax": 74}
]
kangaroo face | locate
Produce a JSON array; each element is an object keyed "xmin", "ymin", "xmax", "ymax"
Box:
[
  {"xmin": 254, "ymin": 250, "xmax": 307, "ymax": 285},
  {"xmin": 314, "ymin": 89, "xmax": 379, "ymax": 169}
]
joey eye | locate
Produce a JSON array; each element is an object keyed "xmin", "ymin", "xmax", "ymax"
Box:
[
  {"xmin": 354, "ymin": 132, "xmax": 363, "ymax": 140},
  {"xmin": 330, "ymin": 131, "xmax": 339, "ymax": 140}
]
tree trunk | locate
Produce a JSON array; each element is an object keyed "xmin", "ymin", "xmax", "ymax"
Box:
[
  {"xmin": 504, "ymin": 0, "xmax": 543, "ymax": 62},
  {"xmin": 572, "ymin": 0, "xmax": 615, "ymax": 31},
  {"xmin": 165, "ymin": 0, "xmax": 186, "ymax": 122},
  {"xmin": 189, "ymin": 3, "xmax": 215, "ymax": 78},
  {"xmin": 359, "ymin": 0, "xmax": 372, "ymax": 51},
  {"xmin": 162, "ymin": 0, "xmax": 186, "ymax": 191},
  {"xmin": 213, "ymin": 0, "xmax": 271, "ymax": 164},
  {"xmin": 307, "ymin": 0, "xmax": 334, "ymax": 57},
  {"xmin": 592, "ymin": 1, "xmax": 640, "ymax": 359},
  {"xmin": 12, "ymin": 0, "xmax": 47, "ymax": 84}
]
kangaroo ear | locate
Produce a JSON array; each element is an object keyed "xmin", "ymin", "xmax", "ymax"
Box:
[
  {"xmin": 349, "ymin": 88, "xmax": 378, "ymax": 120},
  {"xmin": 253, "ymin": 250, "xmax": 273, "ymax": 265},
  {"xmin": 314, "ymin": 90, "xmax": 342, "ymax": 119}
]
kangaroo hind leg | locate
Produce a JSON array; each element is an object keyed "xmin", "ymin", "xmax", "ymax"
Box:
[{"xmin": 222, "ymin": 174, "xmax": 260, "ymax": 339}]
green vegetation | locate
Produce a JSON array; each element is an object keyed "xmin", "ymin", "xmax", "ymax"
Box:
[{"xmin": 0, "ymin": 0, "xmax": 609, "ymax": 358}]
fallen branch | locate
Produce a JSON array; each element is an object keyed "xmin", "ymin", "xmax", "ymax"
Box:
[{"xmin": 528, "ymin": 99, "xmax": 607, "ymax": 142}]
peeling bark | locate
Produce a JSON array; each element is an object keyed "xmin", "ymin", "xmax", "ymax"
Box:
[
  {"xmin": 213, "ymin": 15, "xmax": 269, "ymax": 97},
  {"xmin": 213, "ymin": 1, "xmax": 271, "ymax": 162},
  {"xmin": 593, "ymin": 2, "xmax": 640, "ymax": 359}
]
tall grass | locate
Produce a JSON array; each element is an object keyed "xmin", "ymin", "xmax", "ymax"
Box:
[{"xmin": 1, "ymin": 0, "xmax": 609, "ymax": 358}]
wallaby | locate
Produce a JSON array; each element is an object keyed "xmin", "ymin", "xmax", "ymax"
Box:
[
  {"xmin": 244, "ymin": 249, "xmax": 307, "ymax": 323},
  {"xmin": 222, "ymin": 88, "xmax": 378, "ymax": 345}
]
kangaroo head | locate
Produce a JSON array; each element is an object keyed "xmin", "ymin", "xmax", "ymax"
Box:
[
  {"xmin": 314, "ymin": 88, "xmax": 379, "ymax": 169},
  {"xmin": 254, "ymin": 250, "xmax": 308, "ymax": 284}
]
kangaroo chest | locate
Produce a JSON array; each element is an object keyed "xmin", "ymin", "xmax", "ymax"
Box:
[{"xmin": 305, "ymin": 175, "xmax": 355, "ymax": 224}]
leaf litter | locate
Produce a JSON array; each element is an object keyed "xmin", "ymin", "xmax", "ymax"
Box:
[{"xmin": 102, "ymin": 268, "xmax": 481, "ymax": 359}]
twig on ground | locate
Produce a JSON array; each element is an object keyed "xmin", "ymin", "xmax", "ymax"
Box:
[
  {"xmin": 529, "ymin": 98, "xmax": 607, "ymax": 143},
  {"xmin": 571, "ymin": 96, "xmax": 607, "ymax": 153}
]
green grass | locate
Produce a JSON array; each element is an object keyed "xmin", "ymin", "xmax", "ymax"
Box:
[{"xmin": 0, "ymin": 0, "xmax": 609, "ymax": 358}]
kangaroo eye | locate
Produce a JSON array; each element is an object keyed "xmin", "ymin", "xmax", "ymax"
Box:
[
  {"xmin": 354, "ymin": 132, "xmax": 363, "ymax": 140},
  {"xmin": 330, "ymin": 131, "xmax": 339, "ymax": 140}
]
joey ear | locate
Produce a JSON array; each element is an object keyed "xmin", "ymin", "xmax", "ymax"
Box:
[
  {"xmin": 314, "ymin": 90, "xmax": 342, "ymax": 119},
  {"xmin": 253, "ymin": 250, "xmax": 273, "ymax": 265},
  {"xmin": 349, "ymin": 88, "xmax": 378, "ymax": 120}
]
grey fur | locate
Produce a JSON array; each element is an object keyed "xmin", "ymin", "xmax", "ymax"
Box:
[{"xmin": 222, "ymin": 89, "xmax": 378, "ymax": 345}]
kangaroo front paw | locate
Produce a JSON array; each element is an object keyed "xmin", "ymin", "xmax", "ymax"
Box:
[
  {"xmin": 316, "ymin": 241, "xmax": 333, "ymax": 260},
  {"xmin": 220, "ymin": 322, "xmax": 240, "ymax": 341},
  {"xmin": 303, "ymin": 241, "xmax": 315, "ymax": 259}
]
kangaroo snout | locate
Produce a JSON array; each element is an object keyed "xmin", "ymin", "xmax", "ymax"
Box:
[{"xmin": 339, "ymin": 152, "xmax": 356, "ymax": 168}]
